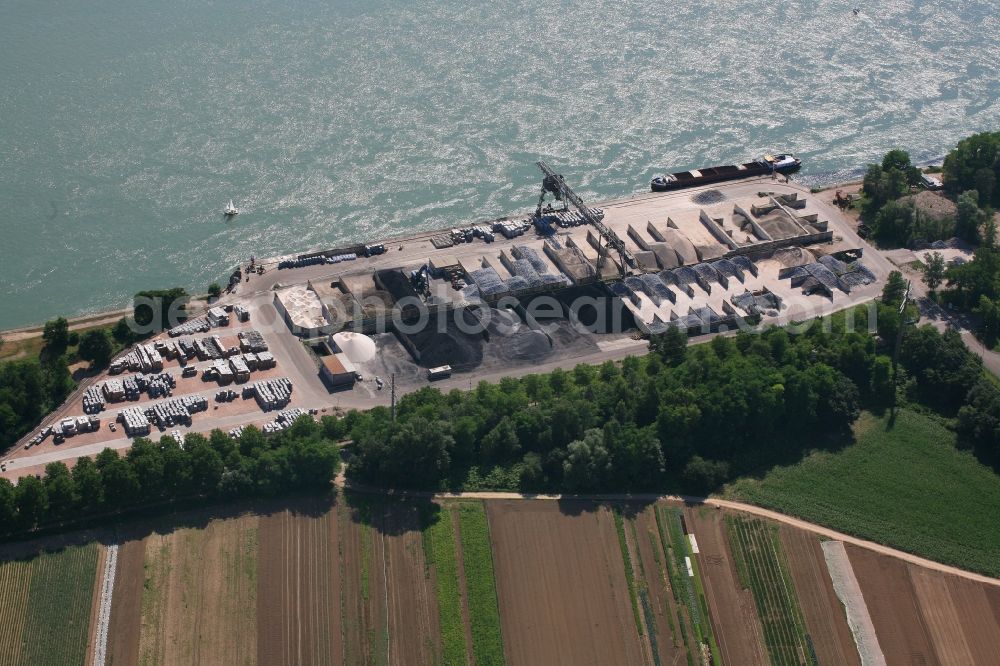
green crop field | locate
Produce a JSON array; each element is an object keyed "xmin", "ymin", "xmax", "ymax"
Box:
[
  {"xmin": 423, "ymin": 506, "xmax": 468, "ymax": 665},
  {"xmin": 457, "ymin": 502, "xmax": 505, "ymax": 666},
  {"xmin": 726, "ymin": 517, "xmax": 815, "ymax": 666},
  {"xmin": 17, "ymin": 543, "xmax": 100, "ymax": 665},
  {"xmin": 726, "ymin": 408, "xmax": 1000, "ymax": 577},
  {"xmin": 653, "ymin": 506, "xmax": 719, "ymax": 666}
]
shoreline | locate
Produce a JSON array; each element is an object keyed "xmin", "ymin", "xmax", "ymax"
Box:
[{"xmin": 1, "ymin": 174, "xmax": 871, "ymax": 340}]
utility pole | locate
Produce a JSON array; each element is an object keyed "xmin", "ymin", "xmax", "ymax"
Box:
[{"xmin": 390, "ymin": 372, "xmax": 396, "ymax": 422}]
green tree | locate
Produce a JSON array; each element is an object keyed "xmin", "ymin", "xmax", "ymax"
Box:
[
  {"xmin": 41, "ymin": 317, "xmax": 70, "ymax": 357},
  {"xmin": 870, "ymin": 356, "xmax": 894, "ymax": 410},
  {"xmin": 649, "ymin": 325, "xmax": 687, "ymax": 366},
  {"xmin": 78, "ymin": 328, "xmax": 113, "ymax": 368},
  {"xmin": 112, "ymin": 317, "xmax": 135, "ymax": 345},
  {"xmin": 923, "ymin": 252, "xmax": 946, "ymax": 292},
  {"xmin": 0, "ymin": 478, "xmax": 17, "ymax": 529},
  {"xmin": 882, "ymin": 271, "xmax": 908, "ymax": 307},
  {"xmin": 956, "ymin": 190, "xmax": 987, "ymax": 243},
  {"xmin": 133, "ymin": 287, "xmax": 189, "ymax": 333},
  {"xmin": 72, "ymin": 456, "xmax": 103, "ymax": 510},
  {"xmin": 187, "ymin": 438, "xmax": 224, "ymax": 493},
  {"xmin": 973, "ymin": 296, "xmax": 1000, "ymax": 348},
  {"xmin": 15, "ymin": 475, "xmax": 48, "ymax": 529},
  {"xmin": 562, "ymin": 429, "xmax": 610, "ymax": 491},
  {"xmin": 480, "ymin": 416, "xmax": 520, "ymax": 464},
  {"xmin": 208, "ymin": 282, "xmax": 222, "ymax": 299},
  {"xmin": 96, "ymin": 448, "xmax": 140, "ymax": 509},
  {"xmin": 881, "ymin": 149, "xmax": 922, "ymax": 185},
  {"xmin": 127, "ymin": 438, "xmax": 165, "ymax": 498},
  {"xmin": 43, "ymin": 462, "xmax": 76, "ymax": 519},
  {"xmin": 943, "ymin": 131, "xmax": 1000, "ymax": 206},
  {"xmin": 682, "ymin": 456, "xmax": 730, "ymax": 495}
]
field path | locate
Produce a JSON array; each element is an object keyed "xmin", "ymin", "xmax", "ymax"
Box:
[{"xmin": 342, "ymin": 481, "xmax": 1000, "ymax": 587}]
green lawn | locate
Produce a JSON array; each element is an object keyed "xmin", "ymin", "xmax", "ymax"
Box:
[
  {"xmin": 457, "ymin": 502, "xmax": 505, "ymax": 666},
  {"xmin": 726, "ymin": 409, "xmax": 1000, "ymax": 577}
]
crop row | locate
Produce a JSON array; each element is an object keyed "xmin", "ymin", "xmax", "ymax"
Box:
[
  {"xmin": 18, "ymin": 543, "xmax": 100, "ymax": 665},
  {"xmin": 457, "ymin": 502, "xmax": 505, "ymax": 666},
  {"xmin": 423, "ymin": 507, "xmax": 468, "ymax": 665},
  {"xmin": 726, "ymin": 517, "xmax": 814, "ymax": 666},
  {"xmin": 653, "ymin": 506, "xmax": 717, "ymax": 666}
]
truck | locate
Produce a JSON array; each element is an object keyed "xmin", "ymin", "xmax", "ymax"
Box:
[{"xmin": 428, "ymin": 365, "xmax": 452, "ymax": 381}]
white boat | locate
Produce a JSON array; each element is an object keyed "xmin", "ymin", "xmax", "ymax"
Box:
[{"xmin": 224, "ymin": 199, "xmax": 239, "ymax": 216}]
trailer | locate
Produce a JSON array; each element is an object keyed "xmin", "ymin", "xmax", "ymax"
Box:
[{"xmin": 428, "ymin": 365, "xmax": 452, "ymax": 381}]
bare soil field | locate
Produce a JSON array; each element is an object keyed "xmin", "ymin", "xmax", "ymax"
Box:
[
  {"xmin": 105, "ymin": 538, "xmax": 146, "ymax": 666},
  {"xmin": 337, "ymin": 495, "xmax": 441, "ymax": 666},
  {"xmin": 487, "ymin": 499, "xmax": 645, "ymax": 666},
  {"xmin": 257, "ymin": 497, "xmax": 342, "ymax": 665},
  {"xmin": 847, "ymin": 543, "xmax": 940, "ymax": 665},
  {"xmin": 682, "ymin": 505, "xmax": 768, "ymax": 666},
  {"xmin": 848, "ymin": 543, "xmax": 1000, "ymax": 666},
  {"xmin": 136, "ymin": 514, "xmax": 258, "ymax": 665},
  {"xmin": 777, "ymin": 526, "xmax": 860, "ymax": 666}
]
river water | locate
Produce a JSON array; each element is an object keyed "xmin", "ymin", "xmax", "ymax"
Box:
[{"xmin": 1, "ymin": 0, "xmax": 998, "ymax": 328}]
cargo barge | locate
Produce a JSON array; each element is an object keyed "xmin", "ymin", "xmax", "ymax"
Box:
[{"xmin": 650, "ymin": 154, "xmax": 801, "ymax": 192}]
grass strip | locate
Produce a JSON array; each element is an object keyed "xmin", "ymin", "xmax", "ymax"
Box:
[
  {"xmin": 612, "ymin": 509, "xmax": 644, "ymax": 636},
  {"xmin": 423, "ymin": 506, "xmax": 468, "ymax": 665},
  {"xmin": 457, "ymin": 502, "xmax": 505, "ymax": 666}
]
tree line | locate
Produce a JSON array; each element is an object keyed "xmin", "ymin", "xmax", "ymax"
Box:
[
  {"xmin": 346, "ymin": 278, "xmax": 1000, "ymax": 494},
  {"xmin": 863, "ymin": 133, "xmax": 997, "ymax": 247},
  {"xmin": 0, "ymin": 416, "xmax": 341, "ymax": 536}
]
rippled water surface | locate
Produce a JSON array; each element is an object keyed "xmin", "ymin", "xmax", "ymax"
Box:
[{"xmin": 1, "ymin": 0, "xmax": 998, "ymax": 327}]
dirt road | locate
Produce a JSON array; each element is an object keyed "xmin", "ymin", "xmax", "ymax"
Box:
[{"xmin": 343, "ymin": 482, "xmax": 1000, "ymax": 588}]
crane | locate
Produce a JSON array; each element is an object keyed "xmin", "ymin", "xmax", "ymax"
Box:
[{"xmin": 534, "ymin": 161, "xmax": 634, "ymax": 277}]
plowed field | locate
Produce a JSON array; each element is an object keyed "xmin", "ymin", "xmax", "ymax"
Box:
[
  {"xmin": 847, "ymin": 543, "xmax": 1000, "ymax": 666},
  {"xmin": 487, "ymin": 500, "xmax": 644, "ymax": 666}
]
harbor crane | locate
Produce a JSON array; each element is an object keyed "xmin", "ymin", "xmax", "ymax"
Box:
[{"xmin": 533, "ymin": 161, "xmax": 634, "ymax": 277}]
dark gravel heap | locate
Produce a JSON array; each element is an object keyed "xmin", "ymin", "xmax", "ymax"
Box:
[
  {"xmin": 692, "ymin": 189, "xmax": 726, "ymax": 205},
  {"xmin": 399, "ymin": 308, "xmax": 484, "ymax": 370}
]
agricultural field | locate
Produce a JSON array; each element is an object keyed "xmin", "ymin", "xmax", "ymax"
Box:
[
  {"xmin": 0, "ymin": 542, "xmax": 100, "ymax": 665},
  {"xmin": 847, "ymin": 543, "xmax": 1000, "ymax": 666},
  {"xmin": 2, "ymin": 494, "xmax": 1000, "ymax": 665},
  {"xmin": 423, "ymin": 501, "xmax": 506, "ymax": 666},
  {"xmin": 724, "ymin": 516, "xmax": 813, "ymax": 665},
  {"xmin": 726, "ymin": 409, "xmax": 1000, "ymax": 577},
  {"xmin": 487, "ymin": 500, "xmax": 645, "ymax": 665},
  {"xmin": 615, "ymin": 504, "xmax": 720, "ymax": 666}
]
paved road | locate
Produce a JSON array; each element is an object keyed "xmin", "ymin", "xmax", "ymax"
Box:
[
  {"xmin": 343, "ymin": 480, "xmax": 1000, "ymax": 587},
  {"xmin": 897, "ymin": 257, "xmax": 1000, "ymax": 378}
]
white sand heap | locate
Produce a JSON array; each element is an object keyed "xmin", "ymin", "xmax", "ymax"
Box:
[{"xmin": 331, "ymin": 331, "xmax": 377, "ymax": 364}]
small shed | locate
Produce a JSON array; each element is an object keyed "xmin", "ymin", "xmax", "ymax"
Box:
[{"xmin": 320, "ymin": 354, "xmax": 357, "ymax": 389}]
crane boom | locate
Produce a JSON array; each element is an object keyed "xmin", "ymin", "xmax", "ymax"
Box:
[{"xmin": 534, "ymin": 161, "xmax": 634, "ymax": 276}]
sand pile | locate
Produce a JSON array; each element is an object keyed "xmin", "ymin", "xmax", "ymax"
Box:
[
  {"xmin": 773, "ymin": 247, "xmax": 815, "ymax": 267},
  {"xmin": 331, "ymin": 332, "xmax": 377, "ymax": 364}
]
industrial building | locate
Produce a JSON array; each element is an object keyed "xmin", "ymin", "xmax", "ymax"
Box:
[{"xmin": 319, "ymin": 354, "xmax": 357, "ymax": 389}]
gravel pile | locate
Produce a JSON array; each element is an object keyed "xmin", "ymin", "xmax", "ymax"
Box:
[
  {"xmin": 692, "ymin": 189, "xmax": 726, "ymax": 205},
  {"xmin": 400, "ymin": 308, "xmax": 484, "ymax": 370}
]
